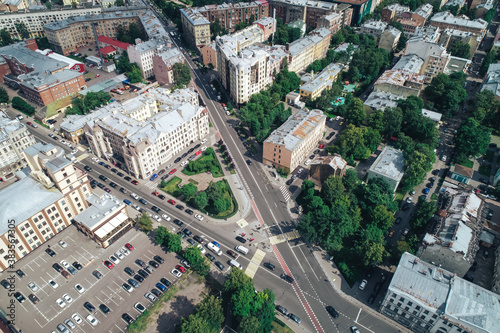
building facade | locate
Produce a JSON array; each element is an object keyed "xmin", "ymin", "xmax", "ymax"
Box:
[
  {"xmin": 404, "ymin": 38, "xmax": 452, "ymax": 83},
  {"xmin": 152, "ymin": 48, "xmax": 185, "ymax": 85},
  {"xmin": 287, "ymin": 28, "xmax": 331, "ymax": 73},
  {"xmin": 180, "ymin": 8, "xmax": 211, "ymax": 50},
  {"xmin": 263, "ymin": 108, "xmax": 326, "ymax": 172},
  {"xmin": 366, "ymin": 146, "xmax": 405, "ymax": 192},
  {"xmin": 429, "ymin": 11, "xmax": 488, "ymax": 41},
  {"xmin": 378, "ymin": 26, "xmax": 402, "ymax": 52},
  {"xmin": 128, "ymin": 39, "xmax": 164, "ymax": 79},
  {"xmin": 299, "ymin": 62, "xmax": 343, "ymax": 100},
  {"xmin": 197, "ymin": 1, "xmax": 269, "ymax": 31},
  {"xmin": 0, "ymin": 111, "xmax": 36, "ymax": 181}
]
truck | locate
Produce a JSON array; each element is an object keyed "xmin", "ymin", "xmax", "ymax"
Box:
[{"xmin": 207, "ymin": 242, "xmax": 222, "ymax": 256}]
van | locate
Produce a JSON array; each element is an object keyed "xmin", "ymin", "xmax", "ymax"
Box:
[
  {"xmin": 207, "ymin": 242, "xmax": 222, "ymax": 256},
  {"xmin": 229, "ymin": 259, "xmax": 242, "ymax": 269},
  {"xmin": 235, "ymin": 245, "xmax": 249, "ymax": 255},
  {"xmin": 16, "ymin": 115, "xmax": 23, "ymax": 120},
  {"xmin": 130, "ymin": 193, "xmax": 139, "ymax": 200}
]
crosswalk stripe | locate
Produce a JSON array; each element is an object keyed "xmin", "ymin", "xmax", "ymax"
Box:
[
  {"xmin": 235, "ymin": 218, "xmax": 248, "ymax": 228},
  {"xmin": 77, "ymin": 146, "xmax": 86, "ymax": 152},
  {"xmin": 269, "ymin": 234, "xmax": 286, "ymax": 245},
  {"xmin": 244, "ymin": 249, "xmax": 266, "ymax": 278},
  {"xmin": 279, "ymin": 185, "xmax": 291, "ymax": 201},
  {"xmin": 245, "ymin": 262, "xmax": 259, "ymax": 278},
  {"xmin": 76, "ymin": 153, "xmax": 88, "ymax": 162},
  {"xmin": 284, "ymin": 230, "xmax": 301, "ymax": 241}
]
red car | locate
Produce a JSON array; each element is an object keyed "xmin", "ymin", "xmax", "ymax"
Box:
[
  {"xmin": 319, "ymin": 144, "xmax": 325, "ymax": 149},
  {"xmin": 26, "ymin": 121, "xmax": 33, "ymax": 126},
  {"xmin": 95, "ymin": 74, "xmax": 100, "ymax": 78},
  {"xmin": 169, "ymin": 169, "xmax": 177, "ymax": 175},
  {"xmin": 131, "ymin": 180, "xmax": 139, "ymax": 185},
  {"xmin": 195, "ymin": 151, "xmax": 201, "ymax": 156},
  {"xmin": 104, "ymin": 260, "xmax": 114, "ymax": 269},
  {"xmin": 152, "ymin": 191, "xmax": 159, "ymax": 196},
  {"xmin": 125, "ymin": 243, "xmax": 134, "ymax": 250},
  {"xmin": 175, "ymin": 265, "xmax": 187, "ymax": 273},
  {"xmin": 168, "ymin": 199, "xmax": 176, "ymax": 205}
]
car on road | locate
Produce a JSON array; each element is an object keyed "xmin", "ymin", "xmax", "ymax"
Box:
[
  {"xmin": 264, "ymin": 262, "xmax": 275, "ymax": 270},
  {"xmin": 176, "ymin": 204, "xmax": 184, "ymax": 210},
  {"xmin": 227, "ymin": 250, "xmax": 239, "ymax": 259},
  {"xmin": 235, "ymin": 236, "xmax": 247, "ymax": 243},
  {"xmin": 359, "ymin": 279, "xmax": 368, "ymax": 290},
  {"xmin": 395, "ymin": 217, "xmax": 402, "ymax": 224},
  {"xmin": 215, "ymin": 261, "xmax": 225, "ymax": 270},
  {"xmin": 280, "ymin": 274, "xmax": 294, "ymax": 283},
  {"xmin": 168, "ymin": 199, "xmax": 176, "ymax": 205},
  {"xmin": 206, "ymin": 253, "xmax": 215, "ymax": 261},
  {"xmin": 195, "ymin": 214, "xmax": 204, "ymax": 221},
  {"xmin": 326, "ymin": 305, "xmax": 339, "ymax": 318},
  {"xmin": 276, "ymin": 305, "xmax": 288, "ymax": 316},
  {"xmin": 193, "ymin": 235, "xmax": 204, "ymax": 243},
  {"xmin": 173, "ymin": 219, "xmax": 184, "ymax": 226},
  {"xmin": 367, "ymin": 293, "xmax": 376, "ymax": 305},
  {"xmin": 403, "ymin": 228, "xmax": 409, "ymax": 236}
]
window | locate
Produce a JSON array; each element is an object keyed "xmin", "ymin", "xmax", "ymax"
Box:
[{"xmin": 424, "ymin": 310, "xmax": 429, "ymax": 315}]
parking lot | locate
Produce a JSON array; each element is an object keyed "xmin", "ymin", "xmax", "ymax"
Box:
[{"xmin": 0, "ymin": 226, "xmax": 186, "ymax": 333}]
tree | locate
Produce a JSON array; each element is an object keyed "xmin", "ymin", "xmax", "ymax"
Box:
[
  {"xmin": 195, "ymin": 192, "xmax": 208, "ymax": 209},
  {"xmin": 424, "ymin": 73, "xmax": 467, "ymax": 116},
  {"xmin": 357, "ymin": 238, "xmax": 385, "ymax": 266},
  {"xmin": 383, "ymin": 107, "xmax": 402, "ymax": 138},
  {"xmin": 241, "ymin": 316, "xmax": 261, "ymax": 333},
  {"xmin": 411, "ymin": 200, "xmax": 436, "ymax": 230},
  {"xmin": 231, "ymin": 283, "xmax": 255, "ymax": 317},
  {"xmin": 370, "ymin": 205, "xmax": 394, "ymax": 232},
  {"xmin": 164, "ymin": 232, "xmax": 182, "ymax": 253},
  {"xmin": 126, "ymin": 65, "xmax": 143, "ymax": 84},
  {"xmin": 342, "ymin": 168, "xmax": 359, "ymax": 192},
  {"xmin": 321, "ymin": 176, "xmax": 345, "ymax": 205},
  {"xmin": 206, "ymin": 181, "xmax": 222, "ymax": 202},
  {"xmin": 448, "ymin": 40, "xmax": 470, "ymax": 59},
  {"xmin": 14, "ymin": 22, "xmax": 30, "ymax": 39},
  {"xmin": 0, "ymin": 87, "xmax": 9, "ymax": 103},
  {"xmin": 179, "ymin": 314, "xmax": 213, "ymax": 333},
  {"xmin": 223, "ymin": 268, "xmax": 253, "ymax": 295},
  {"xmin": 346, "ymin": 98, "xmax": 366, "ymax": 126},
  {"xmin": 0, "ymin": 29, "xmax": 13, "ymax": 46},
  {"xmin": 115, "ymin": 0, "xmax": 125, "ymax": 6},
  {"xmin": 173, "ymin": 63, "xmax": 192, "ymax": 88},
  {"xmin": 363, "ymin": 127, "xmax": 381, "ymax": 153},
  {"xmin": 455, "ymin": 118, "xmax": 491, "ymax": 162},
  {"xmin": 214, "ymin": 198, "xmax": 230, "ymax": 213},
  {"xmin": 35, "ymin": 37, "xmax": 50, "ymax": 49},
  {"xmin": 184, "ymin": 246, "xmax": 210, "ymax": 276},
  {"xmin": 12, "ymin": 97, "xmax": 35, "ymax": 115},
  {"xmin": 137, "ymin": 213, "xmax": 153, "ymax": 232},
  {"xmin": 155, "ymin": 226, "xmax": 169, "ymax": 246},
  {"xmin": 196, "ymin": 296, "xmax": 225, "ymax": 331},
  {"xmin": 368, "ymin": 110, "xmax": 384, "ymax": 133},
  {"xmin": 256, "ymin": 289, "xmax": 275, "ymax": 332},
  {"xmin": 180, "ymin": 183, "xmax": 198, "ymax": 200}
]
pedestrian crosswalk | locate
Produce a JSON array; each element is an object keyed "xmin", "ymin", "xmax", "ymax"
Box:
[
  {"xmin": 144, "ymin": 180, "xmax": 159, "ymax": 190},
  {"xmin": 268, "ymin": 229, "xmax": 301, "ymax": 245},
  {"xmin": 77, "ymin": 146, "xmax": 87, "ymax": 152},
  {"xmin": 76, "ymin": 153, "xmax": 88, "ymax": 162},
  {"xmin": 245, "ymin": 249, "xmax": 266, "ymax": 278},
  {"xmin": 280, "ymin": 185, "xmax": 291, "ymax": 201},
  {"xmin": 235, "ymin": 218, "xmax": 248, "ymax": 228}
]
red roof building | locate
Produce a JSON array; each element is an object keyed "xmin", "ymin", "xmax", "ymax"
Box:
[
  {"xmin": 97, "ymin": 36, "xmax": 130, "ymax": 51},
  {"xmin": 99, "ymin": 46, "xmax": 117, "ymax": 56}
]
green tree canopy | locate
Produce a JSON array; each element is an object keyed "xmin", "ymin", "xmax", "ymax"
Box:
[
  {"xmin": 184, "ymin": 246, "xmax": 210, "ymax": 276},
  {"xmin": 180, "ymin": 183, "xmax": 198, "ymax": 200},
  {"xmin": 321, "ymin": 176, "xmax": 345, "ymax": 206},
  {"xmin": 173, "ymin": 62, "xmax": 192, "ymax": 88},
  {"xmin": 14, "ymin": 22, "xmax": 30, "ymax": 39},
  {"xmin": 195, "ymin": 192, "xmax": 208, "ymax": 209},
  {"xmin": 455, "ymin": 118, "xmax": 491, "ymax": 163},
  {"xmin": 346, "ymin": 98, "xmax": 366, "ymax": 126},
  {"xmin": 137, "ymin": 213, "xmax": 153, "ymax": 232},
  {"xmin": 0, "ymin": 87, "xmax": 9, "ymax": 104},
  {"xmin": 448, "ymin": 40, "xmax": 470, "ymax": 58}
]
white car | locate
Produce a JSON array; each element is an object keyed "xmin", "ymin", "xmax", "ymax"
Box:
[
  {"xmin": 304, "ymin": 159, "xmax": 311, "ymax": 166},
  {"xmin": 60, "ymin": 139, "xmax": 65, "ymax": 144},
  {"xmin": 28, "ymin": 282, "xmax": 38, "ymax": 292},
  {"xmin": 406, "ymin": 197, "xmax": 413, "ymax": 203},
  {"xmin": 166, "ymin": 164, "xmax": 172, "ymax": 169},
  {"xmin": 49, "ymin": 280, "xmax": 59, "ymax": 289},
  {"xmin": 194, "ymin": 214, "xmax": 203, "ymax": 221},
  {"xmin": 91, "ymin": 157, "xmax": 99, "ymax": 163},
  {"xmin": 131, "ymin": 204, "xmax": 140, "ymax": 211},
  {"xmin": 297, "ymin": 168, "xmax": 304, "ymax": 174},
  {"xmin": 71, "ymin": 149, "xmax": 77, "ymax": 155},
  {"xmin": 58, "ymin": 240, "xmax": 68, "ymax": 248},
  {"xmin": 109, "ymin": 255, "xmax": 120, "ymax": 265},
  {"xmin": 153, "ymin": 215, "xmax": 162, "ymax": 222},
  {"xmin": 71, "ymin": 313, "xmax": 83, "ymax": 324},
  {"xmin": 359, "ymin": 279, "xmax": 367, "ymax": 290},
  {"xmin": 86, "ymin": 314, "xmax": 99, "ymax": 326},
  {"xmin": 60, "ymin": 260, "xmax": 70, "ymax": 268},
  {"xmin": 64, "ymin": 319, "xmax": 76, "ymax": 329},
  {"xmin": 171, "ymin": 269, "xmax": 182, "ymax": 278},
  {"xmin": 180, "ymin": 161, "xmax": 188, "ymax": 167},
  {"xmin": 197, "ymin": 244, "xmax": 206, "ymax": 254},
  {"xmin": 115, "ymin": 251, "xmax": 125, "ymax": 260},
  {"xmin": 201, "ymin": 139, "xmax": 207, "ymax": 144},
  {"xmin": 200, "ymin": 146, "xmax": 207, "ymax": 151},
  {"xmin": 122, "ymin": 283, "xmax": 134, "ymax": 293},
  {"xmin": 144, "ymin": 292, "xmax": 157, "ymax": 303},
  {"xmin": 75, "ymin": 284, "xmax": 85, "ymax": 294},
  {"xmin": 56, "ymin": 298, "xmax": 66, "ymax": 308},
  {"xmin": 120, "ymin": 247, "xmax": 130, "ymax": 256},
  {"xmin": 162, "ymin": 214, "xmax": 171, "ymax": 221},
  {"xmin": 63, "ymin": 293, "xmax": 73, "ymax": 303},
  {"xmin": 441, "ymin": 155, "xmax": 447, "ymax": 162}
]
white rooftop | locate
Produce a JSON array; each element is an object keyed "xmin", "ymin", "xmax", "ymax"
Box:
[
  {"xmin": 368, "ymin": 146, "xmax": 405, "ymax": 181},
  {"xmin": 364, "ymin": 91, "xmax": 403, "ymax": 111},
  {"xmin": 430, "ymin": 11, "xmax": 488, "ymax": 30},
  {"xmin": 74, "ymin": 190, "xmax": 125, "ymax": 230}
]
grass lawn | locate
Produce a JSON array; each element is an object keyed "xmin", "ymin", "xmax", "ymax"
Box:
[
  {"xmin": 484, "ymin": 150, "xmax": 495, "ymax": 163},
  {"xmin": 395, "ymin": 192, "xmax": 404, "ymax": 201},
  {"xmin": 458, "ymin": 159, "xmax": 474, "ymax": 168},
  {"xmin": 45, "ymin": 95, "xmax": 75, "ymax": 118},
  {"xmin": 490, "ymin": 134, "xmax": 500, "ymax": 146},
  {"xmin": 479, "ymin": 164, "xmax": 492, "ymax": 176},
  {"xmin": 161, "ymin": 176, "xmax": 182, "ymax": 197},
  {"xmin": 182, "ymin": 149, "xmax": 224, "ymax": 177},
  {"xmin": 271, "ymin": 320, "xmax": 295, "ymax": 333},
  {"xmin": 205, "ymin": 179, "xmax": 238, "ymax": 219}
]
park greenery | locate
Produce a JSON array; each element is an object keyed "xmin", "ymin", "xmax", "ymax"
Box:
[
  {"xmin": 156, "ymin": 226, "xmax": 182, "ymax": 253},
  {"xmin": 448, "ymin": 40, "xmax": 471, "ymax": 59},
  {"xmin": 12, "ymin": 97, "xmax": 35, "ymax": 116},
  {"xmin": 424, "ymin": 72, "xmax": 467, "ymax": 116},
  {"xmin": 116, "ymin": 23, "xmax": 145, "ymax": 44},
  {"xmin": 240, "ymin": 68, "xmax": 298, "ymax": 142},
  {"xmin": 223, "ymin": 268, "xmax": 276, "ymax": 332},
  {"xmin": 65, "ymin": 91, "xmax": 111, "ymax": 116},
  {"xmin": 455, "ymin": 118, "xmax": 491, "ymax": 163},
  {"xmin": 184, "ymin": 147, "xmax": 223, "ymax": 177},
  {"xmin": 180, "ymin": 295, "xmax": 225, "ymax": 333},
  {"xmin": 470, "ymin": 89, "xmax": 500, "ymax": 135},
  {"xmin": 274, "ymin": 18, "xmax": 303, "ymax": 45},
  {"xmin": 173, "ymin": 63, "xmax": 192, "ymax": 89}
]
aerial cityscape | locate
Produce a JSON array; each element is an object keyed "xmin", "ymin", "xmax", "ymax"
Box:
[{"xmin": 0, "ymin": 0, "xmax": 499, "ymax": 332}]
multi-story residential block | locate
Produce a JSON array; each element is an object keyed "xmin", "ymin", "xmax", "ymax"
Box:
[
  {"xmin": 412, "ymin": 3, "xmax": 433, "ymax": 21},
  {"xmin": 0, "ymin": 111, "xmax": 36, "ymax": 181},
  {"xmin": 397, "ymin": 15, "xmax": 425, "ymax": 35},
  {"xmin": 299, "ymin": 62, "xmax": 343, "ymax": 100},
  {"xmin": 128, "ymin": 39, "xmax": 164, "ymax": 79},
  {"xmin": 373, "ymin": 69, "xmax": 425, "ymax": 97},
  {"xmin": 360, "ymin": 20, "xmax": 388, "ymax": 39},
  {"xmin": 317, "ymin": 12, "xmax": 345, "ymax": 34},
  {"xmin": 443, "ymin": 0, "xmax": 467, "ymax": 10},
  {"xmin": 263, "ymin": 108, "xmax": 326, "ymax": 172},
  {"xmin": 0, "ymin": 142, "xmax": 91, "ymax": 271},
  {"xmin": 180, "ymin": 8, "xmax": 211, "ymax": 50},
  {"xmin": 404, "ymin": 38, "xmax": 452, "ymax": 83},
  {"xmin": 74, "ymin": 190, "xmax": 132, "ymax": 249},
  {"xmin": 481, "ymin": 63, "xmax": 500, "ymax": 100},
  {"xmin": 153, "ymin": 48, "xmax": 185, "ymax": 85},
  {"xmin": 287, "ymin": 28, "xmax": 331, "ymax": 73},
  {"xmin": 309, "ymin": 154, "xmax": 347, "ymax": 184},
  {"xmin": 201, "ymin": 43, "xmax": 218, "ymax": 69},
  {"xmin": 381, "ymin": 3, "xmax": 410, "ymax": 22},
  {"xmin": 0, "ymin": 6, "xmax": 101, "ymax": 40},
  {"xmin": 378, "ymin": 26, "xmax": 402, "ymax": 52},
  {"xmin": 270, "ymin": 0, "xmax": 352, "ymax": 29},
  {"xmin": 363, "ymin": 91, "xmax": 402, "ymax": 112},
  {"xmin": 366, "ymin": 146, "xmax": 405, "ymax": 192},
  {"xmin": 380, "ymin": 252, "xmax": 499, "ymax": 333},
  {"xmin": 43, "ymin": 10, "xmax": 144, "ymax": 56},
  {"xmin": 430, "ymin": 11, "xmax": 488, "ymax": 41},
  {"xmin": 329, "ymin": 0, "xmax": 373, "ymax": 25},
  {"xmin": 412, "ymin": 26, "xmax": 441, "ymax": 43},
  {"xmin": 197, "ymin": 1, "xmax": 269, "ymax": 31}
]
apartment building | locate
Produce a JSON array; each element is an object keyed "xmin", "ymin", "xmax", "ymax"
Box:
[
  {"xmin": 197, "ymin": 1, "xmax": 269, "ymax": 31},
  {"xmin": 270, "ymin": 0, "xmax": 352, "ymax": 29},
  {"xmin": 366, "ymin": 146, "xmax": 405, "ymax": 192},
  {"xmin": 404, "ymin": 38, "xmax": 452, "ymax": 83},
  {"xmin": 381, "ymin": 3, "xmax": 410, "ymax": 22},
  {"xmin": 360, "ymin": 20, "xmax": 388, "ymax": 39},
  {"xmin": 363, "ymin": 91, "xmax": 402, "ymax": 112},
  {"xmin": 153, "ymin": 47, "xmax": 185, "ymax": 85},
  {"xmin": 0, "ymin": 111, "xmax": 36, "ymax": 181},
  {"xmin": 263, "ymin": 108, "xmax": 326, "ymax": 172},
  {"xmin": 378, "ymin": 26, "xmax": 402, "ymax": 52},
  {"xmin": 329, "ymin": 0, "xmax": 373, "ymax": 25},
  {"xmin": 0, "ymin": 142, "xmax": 91, "ymax": 271},
  {"xmin": 430, "ymin": 11, "xmax": 488, "ymax": 41},
  {"xmin": 299, "ymin": 62, "xmax": 343, "ymax": 100},
  {"xmin": 128, "ymin": 39, "xmax": 164, "ymax": 79},
  {"xmin": 0, "ymin": 6, "xmax": 101, "ymax": 40},
  {"xmin": 481, "ymin": 63, "xmax": 500, "ymax": 100},
  {"xmin": 380, "ymin": 252, "xmax": 498, "ymax": 333},
  {"xmin": 43, "ymin": 11, "xmax": 144, "ymax": 55},
  {"xmin": 180, "ymin": 8, "xmax": 211, "ymax": 50},
  {"xmin": 287, "ymin": 28, "xmax": 331, "ymax": 73},
  {"xmin": 317, "ymin": 11, "xmax": 346, "ymax": 34},
  {"xmin": 201, "ymin": 43, "xmax": 218, "ymax": 68}
]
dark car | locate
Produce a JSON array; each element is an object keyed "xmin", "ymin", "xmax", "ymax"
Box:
[
  {"xmin": 181, "ymin": 153, "xmax": 188, "ymax": 158},
  {"xmin": 395, "ymin": 217, "xmax": 402, "ymax": 224},
  {"xmin": 227, "ymin": 250, "xmax": 239, "ymax": 258},
  {"xmin": 193, "ymin": 235, "xmax": 203, "ymax": 243},
  {"xmin": 174, "ymin": 157, "xmax": 182, "ymax": 163},
  {"xmin": 158, "ymin": 194, "xmax": 166, "ymax": 200},
  {"xmin": 153, "ymin": 255, "xmax": 165, "ymax": 264},
  {"xmin": 161, "ymin": 174, "xmax": 170, "ymax": 180},
  {"xmin": 432, "ymin": 169, "xmax": 439, "ymax": 176},
  {"xmin": 53, "ymin": 263, "xmax": 63, "ymax": 273},
  {"xmin": 183, "ymin": 228, "xmax": 192, "ymax": 236},
  {"xmin": 109, "ymin": 182, "xmax": 118, "ymax": 188},
  {"xmin": 176, "ymin": 204, "xmax": 184, "ymax": 210},
  {"xmin": 264, "ymin": 262, "xmax": 275, "ymax": 270},
  {"xmin": 152, "ymin": 206, "xmax": 161, "ymax": 213},
  {"xmin": 276, "ymin": 305, "xmax": 288, "ymax": 316},
  {"xmin": 235, "ymin": 236, "xmax": 247, "ymax": 243},
  {"xmin": 128, "ymin": 278, "xmax": 139, "ymax": 288},
  {"xmin": 138, "ymin": 269, "xmax": 149, "ymax": 279},
  {"xmin": 134, "ymin": 274, "xmax": 145, "ymax": 283},
  {"xmin": 14, "ymin": 292, "xmax": 25, "ymax": 303},
  {"xmin": 286, "ymin": 179, "xmax": 293, "ymax": 185},
  {"xmin": 150, "ymin": 288, "xmax": 162, "ymax": 298},
  {"xmin": 160, "ymin": 278, "xmax": 172, "ymax": 288},
  {"xmin": 16, "ymin": 269, "xmax": 26, "ymax": 278},
  {"xmin": 188, "ymin": 148, "xmax": 194, "ymax": 154},
  {"xmin": 187, "ymin": 238, "xmax": 196, "ymax": 246},
  {"xmin": 401, "ymin": 203, "xmax": 409, "ymax": 211},
  {"xmin": 72, "ymin": 261, "xmax": 83, "ymax": 270},
  {"xmin": 215, "ymin": 261, "xmax": 225, "ymax": 270},
  {"xmin": 111, "ymin": 168, "xmax": 118, "ymax": 173},
  {"xmin": 139, "ymin": 198, "xmax": 148, "ymax": 205},
  {"xmin": 122, "ymin": 313, "xmax": 134, "ymax": 324},
  {"xmin": 289, "ymin": 313, "xmax": 301, "ymax": 324},
  {"xmin": 367, "ymin": 294, "xmax": 376, "ymax": 305},
  {"xmin": 120, "ymin": 187, "xmax": 127, "ymax": 193},
  {"xmin": 135, "ymin": 259, "xmax": 146, "ymax": 268},
  {"xmin": 246, "ymin": 159, "xmax": 252, "ymax": 165},
  {"xmin": 97, "ymin": 183, "xmax": 105, "ymax": 189},
  {"xmin": 124, "ymin": 176, "xmax": 132, "ymax": 181},
  {"xmin": 185, "ymin": 208, "xmax": 194, "ymax": 215},
  {"xmin": 99, "ymin": 175, "xmax": 107, "ymax": 181},
  {"xmin": 326, "ymin": 305, "xmax": 339, "ymax": 319},
  {"xmin": 28, "ymin": 293, "xmax": 39, "ymax": 304},
  {"xmin": 280, "ymin": 274, "xmax": 294, "ymax": 283},
  {"xmin": 99, "ymin": 304, "xmax": 111, "ymax": 314},
  {"xmin": 124, "ymin": 267, "xmax": 135, "ymax": 276},
  {"xmin": 45, "ymin": 248, "xmax": 57, "ymax": 257},
  {"xmin": 84, "ymin": 166, "xmax": 92, "ymax": 172},
  {"xmin": 0, "ymin": 279, "xmax": 11, "ymax": 289},
  {"xmin": 206, "ymin": 253, "xmax": 215, "ymax": 261},
  {"xmin": 117, "ymin": 172, "xmax": 124, "ymax": 177},
  {"xmin": 84, "ymin": 301, "xmax": 96, "ymax": 312},
  {"xmin": 426, "ymin": 182, "xmax": 433, "ymax": 188},
  {"xmin": 173, "ymin": 219, "xmax": 184, "ymax": 227},
  {"xmin": 177, "ymin": 231, "xmax": 186, "ymax": 239},
  {"xmin": 373, "ymin": 282, "xmax": 382, "ymax": 295},
  {"xmin": 149, "ymin": 260, "xmax": 159, "ymax": 269},
  {"xmin": 92, "ymin": 270, "xmax": 103, "ymax": 279}
]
